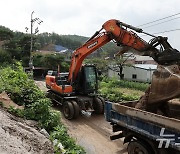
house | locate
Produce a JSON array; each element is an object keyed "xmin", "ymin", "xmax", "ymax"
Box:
[
  {"xmin": 108, "ymin": 64, "xmax": 157, "ymax": 83},
  {"xmin": 122, "ymin": 53, "xmax": 157, "ymax": 65}
]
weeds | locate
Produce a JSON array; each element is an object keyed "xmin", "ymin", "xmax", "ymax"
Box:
[{"xmin": 0, "ymin": 62, "xmax": 85, "ymax": 153}]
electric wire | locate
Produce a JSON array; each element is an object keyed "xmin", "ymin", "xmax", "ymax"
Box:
[
  {"xmin": 142, "ymin": 16, "xmax": 180, "ymax": 29},
  {"xmin": 137, "ymin": 12, "xmax": 180, "ymax": 27},
  {"xmin": 152, "ymin": 29, "xmax": 180, "ymax": 35},
  {"xmin": 140, "ymin": 28, "xmax": 180, "ymax": 37}
]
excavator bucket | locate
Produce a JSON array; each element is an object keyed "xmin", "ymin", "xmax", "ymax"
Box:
[
  {"xmin": 135, "ymin": 64, "xmax": 180, "ymax": 110},
  {"xmin": 148, "ymin": 64, "xmax": 180, "ymax": 104}
]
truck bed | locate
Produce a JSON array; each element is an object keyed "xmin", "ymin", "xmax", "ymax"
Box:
[{"xmin": 105, "ymin": 101, "xmax": 180, "ymax": 151}]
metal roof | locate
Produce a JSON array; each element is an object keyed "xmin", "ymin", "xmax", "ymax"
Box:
[{"xmin": 134, "ymin": 64, "xmax": 157, "ymax": 70}]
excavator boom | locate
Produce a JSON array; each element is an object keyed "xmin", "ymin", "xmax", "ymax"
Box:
[{"xmin": 68, "ymin": 19, "xmax": 150, "ymax": 83}]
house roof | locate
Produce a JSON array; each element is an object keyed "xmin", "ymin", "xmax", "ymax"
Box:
[
  {"xmin": 134, "ymin": 64, "xmax": 157, "ymax": 70},
  {"xmin": 55, "ymin": 45, "xmax": 68, "ymax": 52},
  {"xmin": 134, "ymin": 55, "xmax": 154, "ymax": 61},
  {"xmin": 123, "ymin": 53, "xmax": 154, "ymax": 61},
  {"xmin": 108, "ymin": 64, "xmax": 157, "ymax": 71}
]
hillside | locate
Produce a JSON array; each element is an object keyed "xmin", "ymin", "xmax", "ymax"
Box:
[
  {"xmin": 0, "ymin": 25, "xmax": 120, "ymax": 58},
  {"xmin": 37, "ymin": 33, "xmax": 120, "ymax": 57}
]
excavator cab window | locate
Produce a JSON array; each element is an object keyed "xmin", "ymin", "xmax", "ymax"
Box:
[
  {"xmin": 75, "ymin": 65, "xmax": 98, "ymax": 94},
  {"xmin": 83, "ymin": 65, "xmax": 98, "ymax": 94}
]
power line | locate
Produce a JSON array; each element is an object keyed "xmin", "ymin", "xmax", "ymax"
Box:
[
  {"xmin": 142, "ymin": 16, "xmax": 180, "ymax": 29},
  {"xmin": 152, "ymin": 28, "xmax": 180, "ymax": 35},
  {"xmin": 140, "ymin": 28, "xmax": 180, "ymax": 37},
  {"xmin": 137, "ymin": 12, "xmax": 180, "ymax": 27}
]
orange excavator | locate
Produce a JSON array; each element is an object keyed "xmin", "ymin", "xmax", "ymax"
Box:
[{"xmin": 46, "ymin": 19, "xmax": 180, "ymax": 119}]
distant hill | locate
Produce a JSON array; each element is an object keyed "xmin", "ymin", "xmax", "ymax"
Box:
[
  {"xmin": 63, "ymin": 35, "xmax": 88, "ymax": 43},
  {"xmin": 0, "ymin": 25, "xmax": 120, "ymax": 58},
  {"xmin": 37, "ymin": 33, "xmax": 120, "ymax": 58}
]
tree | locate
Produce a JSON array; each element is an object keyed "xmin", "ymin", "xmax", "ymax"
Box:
[
  {"xmin": 109, "ymin": 54, "xmax": 133, "ymax": 80},
  {"xmin": 0, "ymin": 26, "xmax": 14, "ymax": 41},
  {"xmin": 84, "ymin": 58, "xmax": 109, "ymax": 74},
  {"xmin": 33, "ymin": 53, "xmax": 70, "ymax": 72},
  {"xmin": 0, "ymin": 49, "xmax": 12, "ymax": 64}
]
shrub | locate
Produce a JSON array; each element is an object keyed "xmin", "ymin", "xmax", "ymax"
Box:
[
  {"xmin": 0, "ymin": 62, "xmax": 85, "ymax": 153},
  {"xmin": 50, "ymin": 125, "xmax": 86, "ymax": 154}
]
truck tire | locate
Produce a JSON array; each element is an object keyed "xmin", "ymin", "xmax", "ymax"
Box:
[
  {"xmin": 98, "ymin": 96, "xmax": 105, "ymax": 109},
  {"xmin": 127, "ymin": 140, "xmax": 152, "ymax": 154},
  {"xmin": 71, "ymin": 100, "xmax": 80, "ymax": 119},
  {"xmin": 63, "ymin": 101, "xmax": 74, "ymax": 120},
  {"xmin": 93, "ymin": 97, "xmax": 104, "ymax": 114}
]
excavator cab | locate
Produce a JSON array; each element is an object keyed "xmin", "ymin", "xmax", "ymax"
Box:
[{"xmin": 75, "ymin": 65, "xmax": 98, "ymax": 95}]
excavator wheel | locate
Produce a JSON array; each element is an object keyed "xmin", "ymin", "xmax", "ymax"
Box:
[
  {"xmin": 71, "ymin": 100, "xmax": 80, "ymax": 119},
  {"xmin": 93, "ymin": 97, "xmax": 104, "ymax": 114},
  {"xmin": 63, "ymin": 101, "xmax": 74, "ymax": 120}
]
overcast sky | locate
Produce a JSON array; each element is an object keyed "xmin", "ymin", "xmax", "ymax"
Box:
[{"xmin": 1, "ymin": 0, "xmax": 180, "ymax": 49}]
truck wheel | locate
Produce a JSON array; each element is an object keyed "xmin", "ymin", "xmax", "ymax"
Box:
[
  {"xmin": 127, "ymin": 140, "xmax": 152, "ymax": 154},
  {"xmin": 98, "ymin": 96, "xmax": 105, "ymax": 109},
  {"xmin": 63, "ymin": 101, "xmax": 74, "ymax": 120},
  {"xmin": 71, "ymin": 100, "xmax": 80, "ymax": 119},
  {"xmin": 93, "ymin": 97, "xmax": 104, "ymax": 114}
]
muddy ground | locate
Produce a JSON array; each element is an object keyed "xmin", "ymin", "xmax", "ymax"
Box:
[{"xmin": 35, "ymin": 80, "xmax": 128, "ymax": 154}]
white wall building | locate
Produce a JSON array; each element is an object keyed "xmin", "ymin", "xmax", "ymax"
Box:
[{"xmin": 108, "ymin": 64, "xmax": 157, "ymax": 83}]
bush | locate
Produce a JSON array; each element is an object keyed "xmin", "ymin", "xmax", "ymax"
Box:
[
  {"xmin": 50, "ymin": 125, "xmax": 86, "ymax": 154},
  {"xmin": 0, "ymin": 62, "xmax": 45, "ymax": 106},
  {"xmin": 0, "ymin": 62, "xmax": 85, "ymax": 153}
]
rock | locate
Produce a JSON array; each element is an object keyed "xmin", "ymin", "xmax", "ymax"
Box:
[{"xmin": 40, "ymin": 129, "xmax": 50, "ymax": 138}]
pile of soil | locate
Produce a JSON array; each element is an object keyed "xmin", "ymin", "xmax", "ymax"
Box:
[{"xmin": 0, "ymin": 95, "xmax": 54, "ymax": 154}]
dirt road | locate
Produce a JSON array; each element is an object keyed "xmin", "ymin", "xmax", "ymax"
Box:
[{"xmin": 35, "ymin": 80, "xmax": 127, "ymax": 154}]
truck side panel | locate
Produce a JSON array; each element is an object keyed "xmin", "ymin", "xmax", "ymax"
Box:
[{"xmin": 105, "ymin": 102, "xmax": 180, "ymax": 151}]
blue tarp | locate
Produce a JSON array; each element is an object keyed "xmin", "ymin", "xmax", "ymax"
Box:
[{"xmin": 55, "ymin": 45, "xmax": 68, "ymax": 52}]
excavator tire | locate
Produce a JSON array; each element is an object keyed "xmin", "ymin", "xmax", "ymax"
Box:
[
  {"xmin": 71, "ymin": 100, "xmax": 80, "ymax": 119},
  {"xmin": 93, "ymin": 97, "xmax": 104, "ymax": 114},
  {"xmin": 63, "ymin": 101, "xmax": 74, "ymax": 120}
]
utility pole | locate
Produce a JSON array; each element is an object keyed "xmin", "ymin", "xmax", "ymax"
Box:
[{"xmin": 28, "ymin": 11, "xmax": 43, "ymax": 73}]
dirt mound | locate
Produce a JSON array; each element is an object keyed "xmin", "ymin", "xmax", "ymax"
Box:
[
  {"xmin": 0, "ymin": 91, "xmax": 24, "ymax": 109},
  {"xmin": 0, "ymin": 107, "xmax": 54, "ymax": 154}
]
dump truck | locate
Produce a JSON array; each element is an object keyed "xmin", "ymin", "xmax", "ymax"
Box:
[{"xmin": 105, "ymin": 101, "xmax": 180, "ymax": 154}]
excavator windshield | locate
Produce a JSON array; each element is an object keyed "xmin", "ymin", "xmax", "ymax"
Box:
[{"xmin": 83, "ymin": 66, "xmax": 98, "ymax": 93}]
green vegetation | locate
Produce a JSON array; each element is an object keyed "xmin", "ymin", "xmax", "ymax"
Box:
[
  {"xmin": 33, "ymin": 53, "xmax": 70, "ymax": 71},
  {"xmin": 99, "ymin": 77, "xmax": 149, "ymax": 102},
  {"xmin": 0, "ymin": 25, "xmax": 120, "ymax": 66},
  {"xmin": 0, "ymin": 62, "xmax": 85, "ymax": 153},
  {"xmin": 51, "ymin": 125, "xmax": 85, "ymax": 154},
  {"xmin": 84, "ymin": 58, "xmax": 109, "ymax": 73}
]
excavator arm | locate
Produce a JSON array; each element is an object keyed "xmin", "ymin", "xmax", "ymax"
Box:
[{"xmin": 68, "ymin": 19, "xmax": 150, "ymax": 83}]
